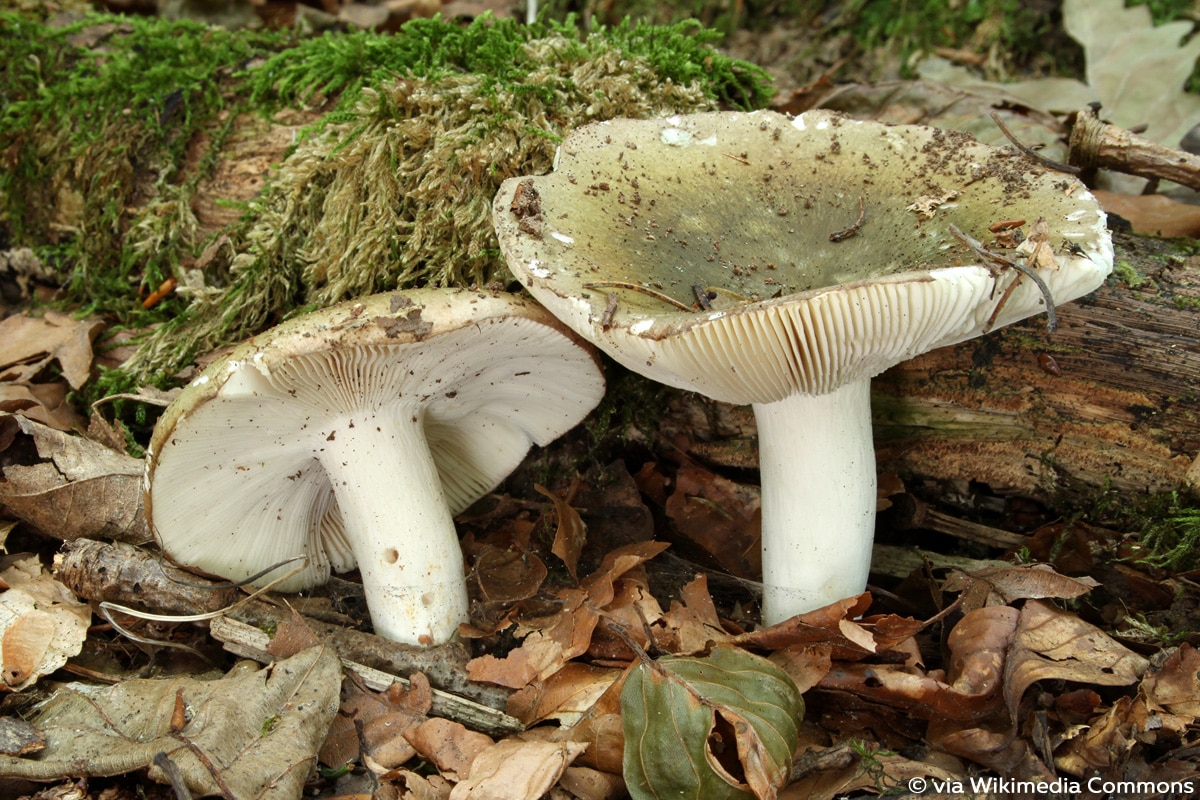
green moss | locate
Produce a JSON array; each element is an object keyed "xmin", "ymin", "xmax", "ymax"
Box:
[
  {"xmin": 1111, "ymin": 260, "xmax": 1149, "ymax": 289},
  {"xmin": 117, "ymin": 16, "xmax": 772, "ymax": 386},
  {"xmin": 2, "ymin": 11, "xmax": 772, "ymax": 397},
  {"xmin": 0, "ymin": 12, "xmax": 289, "ymax": 327}
]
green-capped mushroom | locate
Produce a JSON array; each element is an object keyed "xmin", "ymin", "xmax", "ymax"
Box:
[{"xmin": 493, "ymin": 110, "xmax": 1112, "ymax": 625}]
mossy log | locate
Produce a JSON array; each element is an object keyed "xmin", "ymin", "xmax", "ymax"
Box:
[{"xmin": 668, "ymin": 234, "xmax": 1200, "ymax": 512}]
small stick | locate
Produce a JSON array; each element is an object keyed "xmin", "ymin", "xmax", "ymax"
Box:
[
  {"xmin": 583, "ymin": 281, "xmax": 692, "ymax": 311},
  {"xmin": 691, "ymin": 284, "xmax": 714, "ymax": 310},
  {"xmin": 990, "ymin": 112, "xmax": 1081, "ymax": 175},
  {"xmin": 600, "ymin": 292, "xmax": 619, "ymax": 330},
  {"xmin": 948, "ymin": 223, "xmax": 1058, "ymax": 333},
  {"xmin": 829, "ymin": 196, "xmax": 866, "ymax": 242},
  {"xmin": 143, "ymin": 277, "xmax": 178, "ymax": 309},
  {"xmin": 722, "ymin": 152, "xmax": 750, "ymax": 165}
]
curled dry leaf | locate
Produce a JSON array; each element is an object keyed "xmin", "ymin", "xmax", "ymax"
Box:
[
  {"xmin": 1140, "ymin": 644, "xmax": 1200, "ymax": 718},
  {"xmin": 818, "ymin": 606, "xmax": 1017, "ymax": 723},
  {"xmin": 0, "ymin": 555, "xmax": 91, "ymax": 691},
  {"xmin": 0, "ymin": 413, "xmax": 150, "ymax": 544},
  {"xmin": 0, "ymin": 310, "xmax": 104, "ymax": 391},
  {"xmin": 942, "ymin": 562, "xmax": 1099, "ymax": 611},
  {"xmin": 447, "ymin": 739, "xmax": 588, "ymax": 800},
  {"xmin": 1003, "ymin": 599, "xmax": 1148, "ymax": 720},
  {"xmin": 506, "ymin": 662, "xmax": 620, "ymax": 727},
  {"xmin": 621, "ymin": 644, "xmax": 803, "ymax": 800},
  {"xmin": 664, "ymin": 464, "xmax": 762, "ymax": 580},
  {"xmin": 466, "ymin": 542, "xmax": 669, "ymax": 691},
  {"xmin": 536, "ymin": 481, "xmax": 587, "ymax": 581},
  {"xmin": 404, "ymin": 717, "xmax": 494, "ymax": 781}
]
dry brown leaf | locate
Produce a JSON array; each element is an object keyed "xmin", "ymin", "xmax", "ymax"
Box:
[
  {"xmin": 1093, "ymin": 190, "xmax": 1200, "ymax": 238},
  {"xmin": 467, "ymin": 542, "xmax": 669, "ymax": 690},
  {"xmin": 0, "ymin": 310, "xmax": 104, "ymax": 390},
  {"xmin": 781, "ymin": 749, "xmax": 962, "ymax": 800},
  {"xmin": 817, "ymin": 606, "xmax": 1017, "ymax": 723},
  {"xmin": 0, "ymin": 383, "xmax": 82, "ymax": 431},
  {"xmin": 0, "ymin": 555, "xmax": 91, "ymax": 691},
  {"xmin": 733, "ymin": 593, "xmax": 876, "ymax": 657},
  {"xmin": 556, "ymin": 765, "xmax": 625, "ymax": 800},
  {"xmin": 447, "ymin": 739, "xmax": 587, "ymax": 800},
  {"xmin": 943, "ymin": 563, "xmax": 1099, "ymax": 611},
  {"xmin": 473, "ymin": 545, "xmax": 547, "ymax": 604},
  {"xmin": 0, "ymin": 413, "xmax": 150, "ymax": 543},
  {"xmin": 1140, "ymin": 644, "xmax": 1200, "ymax": 717},
  {"xmin": 1003, "ymin": 599, "xmax": 1148, "ymax": 720},
  {"xmin": 506, "ymin": 663, "xmax": 620, "ymax": 727},
  {"xmin": 660, "ymin": 574, "xmax": 734, "ymax": 655},
  {"xmin": 536, "ymin": 481, "xmax": 587, "ymax": 581},
  {"xmin": 664, "ymin": 464, "xmax": 762, "ymax": 579},
  {"xmin": 404, "ymin": 718, "xmax": 493, "ymax": 780}
]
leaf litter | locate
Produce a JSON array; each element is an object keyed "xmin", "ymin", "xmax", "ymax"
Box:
[{"xmin": 2, "ymin": 3, "xmax": 1200, "ymax": 797}]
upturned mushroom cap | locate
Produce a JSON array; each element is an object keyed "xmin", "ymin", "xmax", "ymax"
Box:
[
  {"xmin": 492, "ymin": 109, "xmax": 1113, "ymax": 403},
  {"xmin": 145, "ymin": 288, "xmax": 604, "ymax": 644},
  {"xmin": 493, "ymin": 109, "xmax": 1113, "ymax": 624}
]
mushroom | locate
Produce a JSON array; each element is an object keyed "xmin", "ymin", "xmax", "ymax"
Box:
[
  {"xmin": 144, "ymin": 289, "xmax": 604, "ymax": 645},
  {"xmin": 492, "ymin": 110, "xmax": 1113, "ymax": 625}
]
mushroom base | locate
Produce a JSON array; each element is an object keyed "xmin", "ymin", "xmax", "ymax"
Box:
[{"xmin": 753, "ymin": 380, "xmax": 877, "ymax": 624}]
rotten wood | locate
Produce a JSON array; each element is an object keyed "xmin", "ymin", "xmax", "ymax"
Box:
[
  {"xmin": 1069, "ymin": 105, "xmax": 1200, "ymax": 191},
  {"xmin": 662, "ymin": 236, "xmax": 1200, "ymax": 511}
]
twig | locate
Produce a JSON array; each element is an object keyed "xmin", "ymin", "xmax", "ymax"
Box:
[
  {"xmin": 171, "ymin": 732, "xmax": 237, "ymax": 800},
  {"xmin": 947, "ymin": 223, "xmax": 1058, "ymax": 333},
  {"xmin": 989, "ymin": 112, "xmax": 1080, "ymax": 175},
  {"xmin": 583, "ymin": 281, "xmax": 693, "ymax": 312},
  {"xmin": 208, "ymin": 616, "xmax": 524, "ymax": 737},
  {"xmin": 1068, "ymin": 104, "xmax": 1200, "ymax": 191},
  {"xmin": 829, "ymin": 196, "xmax": 867, "ymax": 242}
]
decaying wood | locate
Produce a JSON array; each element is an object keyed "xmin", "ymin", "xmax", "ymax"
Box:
[
  {"xmin": 208, "ymin": 616, "xmax": 522, "ymax": 737},
  {"xmin": 1069, "ymin": 105, "xmax": 1200, "ymax": 191},
  {"xmin": 57, "ymin": 539, "xmax": 514, "ymax": 716},
  {"xmin": 664, "ymin": 238, "xmax": 1200, "ymax": 511}
]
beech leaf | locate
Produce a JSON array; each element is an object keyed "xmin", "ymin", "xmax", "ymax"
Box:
[{"xmin": 621, "ymin": 644, "xmax": 803, "ymax": 800}]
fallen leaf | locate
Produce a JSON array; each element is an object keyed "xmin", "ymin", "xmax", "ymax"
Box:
[
  {"xmin": 1093, "ymin": 190, "xmax": 1200, "ymax": 238},
  {"xmin": 537, "ymin": 481, "xmax": 587, "ymax": 581},
  {"xmin": 473, "ymin": 545, "xmax": 547, "ymax": 604},
  {"xmin": 664, "ymin": 465, "xmax": 761, "ymax": 580},
  {"xmin": 817, "ymin": 606, "xmax": 1016, "ymax": 723},
  {"xmin": 0, "ymin": 644, "xmax": 341, "ymax": 799},
  {"xmin": 506, "ymin": 662, "xmax": 620, "ymax": 726},
  {"xmin": 0, "ymin": 555, "xmax": 91, "ymax": 691},
  {"xmin": 622, "ymin": 644, "xmax": 803, "ymax": 800},
  {"xmin": 1140, "ymin": 644, "xmax": 1200, "ymax": 717},
  {"xmin": 448, "ymin": 739, "xmax": 587, "ymax": 800},
  {"xmin": 1003, "ymin": 599, "xmax": 1148, "ymax": 720},
  {"xmin": 0, "ymin": 310, "xmax": 104, "ymax": 390},
  {"xmin": 0, "ymin": 413, "xmax": 150, "ymax": 543},
  {"xmin": 943, "ymin": 563, "xmax": 1099, "ymax": 611},
  {"xmin": 404, "ymin": 717, "xmax": 493, "ymax": 780}
]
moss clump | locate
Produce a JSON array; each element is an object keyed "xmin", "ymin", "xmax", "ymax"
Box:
[
  {"xmin": 0, "ymin": 13, "xmax": 289, "ymax": 327},
  {"xmin": 2, "ymin": 12, "xmax": 772, "ymax": 393}
]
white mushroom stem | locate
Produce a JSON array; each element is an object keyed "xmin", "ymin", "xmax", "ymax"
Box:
[
  {"xmin": 318, "ymin": 406, "xmax": 467, "ymax": 645},
  {"xmin": 753, "ymin": 379, "xmax": 877, "ymax": 625}
]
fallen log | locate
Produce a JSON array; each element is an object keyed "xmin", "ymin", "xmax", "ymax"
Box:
[{"xmin": 664, "ymin": 233, "xmax": 1200, "ymax": 513}]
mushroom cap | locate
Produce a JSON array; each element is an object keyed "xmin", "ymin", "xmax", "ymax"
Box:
[
  {"xmin": 145, "ymin": 288, "xmax": 605, "ymax": 590},
  {"xmin": 492, "ymin": 110, "xmax": 1114, "ymax": 405}
]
